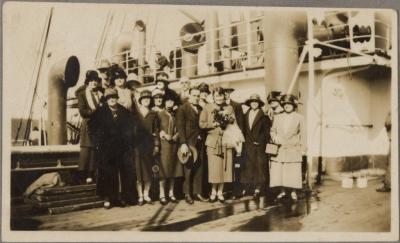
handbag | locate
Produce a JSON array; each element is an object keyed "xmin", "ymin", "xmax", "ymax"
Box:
[{"xmin": 265, "ymin": 143, "xmax": 279, "ymax": 156}]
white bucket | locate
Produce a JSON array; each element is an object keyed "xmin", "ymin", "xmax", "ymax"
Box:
[
  {"xmin": 342, "ymin": 178, "xmax": 353, "ymax": 188},
  {"xmin": 357, "ymin": 177, "xmax": 368, "ymax": 188}
]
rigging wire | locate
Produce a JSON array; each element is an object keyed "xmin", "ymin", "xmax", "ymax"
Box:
[
  {"xmin": 94, "ymin": 11, "xmax": 111, "ymax": 66},
  {"xmin": 23, "ymin": 7, "xmax": 54, "ymax": 145},
  {"xmin": 14, "ymin": 8, "xmax": 52, "ymax": 143}
]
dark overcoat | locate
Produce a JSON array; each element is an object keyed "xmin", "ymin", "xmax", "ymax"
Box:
[
  {"xmin": 91, "ymin": 104, "xmax": 137, "ymax": 202},
  {"xmin": 241, "ymin": 109, "xmax": 271, "ymax": 184},
  {"xmin": 76, "ymin": 85, "xmax": 103, "ymax": 172},
  {"xmin": 135, "ymin": 109, "xmax": 160, "ymax": 182}
]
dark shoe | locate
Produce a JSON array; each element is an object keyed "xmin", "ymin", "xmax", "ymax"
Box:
[
  {"xmin": 209, "ymin": 194, "xmax": 217, "ymax": 203},
  {"xmin": 160, "ymin": 197, "xmax": 168, "ymax": 205},
  {"xmin": 253, "ymin": 191, "xmax": 260, "ymax": 201},
  {"xmin": 144, "ymin": 196, "xmax": 153, "ymax": 204},
  {"xmin": 218, "ymin": 194, "xmax": 225, "ymax": 203},
  {"xmin": 195, "ymin": 194, "xmax": 209, "ymax": 202},
  {"xmin": 138, "ymin": 197, "xmax": 144, "ymax": 206},
  {"xmin": 116, "ymin": 199, "xmax": 127, "ymax": 208},
  {"xmin": 185, "ymin": 195, "xmax": 194, "ymax": 204},
  {"xmin": 170, "ymin": 196, "xmax": 178, "ymax": 203},
  {"xmin": 376, "ymin": 186, "xmax": 391, "ymax": 192}
]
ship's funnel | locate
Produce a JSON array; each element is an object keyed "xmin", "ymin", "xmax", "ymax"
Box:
[
  {"xmin": 180, "ymin": 22, "xmax": 205, "ymax": 77},
  {"xmin": 48, "ymin": 56, "xmax": 80, "ymax": 145}
]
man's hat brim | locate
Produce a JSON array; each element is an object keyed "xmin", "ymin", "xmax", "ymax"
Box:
[
  {"xmin": 245, "ymin": 99, "xmax": 265, "ymax": 107},
  {"xmin": 177, "ymin": 145, "xmax": 198, "ymax": 165}
]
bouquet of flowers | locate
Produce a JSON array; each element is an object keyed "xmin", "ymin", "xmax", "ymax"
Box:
[{"xmin": 212, "ymin": 106, "xmax": 235, "ymax": 130}]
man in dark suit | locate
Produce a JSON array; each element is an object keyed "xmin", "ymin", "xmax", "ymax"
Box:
[
  {"xmin": 224, "ymin": 88, "xmax": 245, "ymax": 199},
  {"xmin": 176, "ymin": 87, "xmax": 208, "ymax": 204}
]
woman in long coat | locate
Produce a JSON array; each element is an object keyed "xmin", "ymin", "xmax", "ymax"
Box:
[
  {"xmin": 242, "ymin": 94, "xmax": 271, "ymax": 200},
  {"xmin": 199, "ymin": 87, "xmax": 234, "ymax": 203},
  {"xmin": 76, "ymin": 70, "xmax": 103, "ymax": 184},
  {"xmin": 270, "ymin": 94, "xmax": 305, "ymax": 201},
  {"xmin": 92, "ymin": 88, "xmax": 137, "ymax": 209},
  {"xmin": 157, "ymin": 93, "xmax": 182, "ymax": 204},
  {"xmin": 135, "ymin": 90, "xmax": 160, "ymax": 205}
]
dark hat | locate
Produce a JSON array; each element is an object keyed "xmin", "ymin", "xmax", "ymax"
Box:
[
  {"xmin": 245, "ymin": 93, "xmax": 265, "ymax": 107},
  {"xmin": 177, "ymin": 144, "xmax": 198, "ymax": 165},
  {"xmin": 198, "ymin": 82, "xmax": 210, "ymax": 94},
  {"xmin": 156, "ymin": 72, "xmax": 169, "ymax": 82},
  {"xmin": 280, "ymin": 94, "xmax": 298, "ymax": 107},
  {"xmin": 85, "ymin": 70, "xmax": 102, "ymax": 84},
  {"xmin": 104, "ymin": 88, "xmax": 118, "ymax": 99},
  {"xmin": 223, "ymin": 87, "xmax": 235, "ymax": 93},
  {"xmin": 97, "ymin": 59, "xmax": 111, "ymax": 72},
  {"xmin": 267, "ymin": 91, "xmax": 282, "ymax": 103},
  {"xmin": 112, "ymin": 67, "xmax": 127, "ymax": 80},
  {"xmin": 139, "ymin": 90, "xmax": 152, "ymax": 103}
]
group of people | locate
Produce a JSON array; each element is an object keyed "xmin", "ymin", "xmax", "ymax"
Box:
[{"xmin": 76, "ymin": 58, "xmax": 306, "ymax": 209}]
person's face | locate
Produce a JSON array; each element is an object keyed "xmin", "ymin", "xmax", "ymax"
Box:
[
  {"xmin": 115, "ymin": 78, "xmax": 125, "ymax": 87},
  {"xmin": 270, "ymin": 100, "xmax": 280, "ymax": 109},
  {"xmin": 156, "ymin": 81, "xmax": 165, "ymax": 90},
  {"xmin": 182, "ymin": 81, "xmax": 190, "ymax": 90},
  {"xmin": 189, "ymin": 89, "xmax": 200, "ymax": 105},
  {"xmin": 107, "ymin": 97, "xmax": 118, "ymax": 107},
  {"xmin": 88, "ymin": 80, "xmax": 99, "ymax": 90},
  {"xmin": 200, "ymin": 92, "xmax": 208, "ymax": 100},
  {"xmin": 165, "ymin": 100, "xmax": 174, "ymax": 109},
  {"xmin": 154, "ymin": 96, "xmax": 163, "ymax": 107},
  {"xmin": 224, "ymin": 91, "xmax": 232, "ymax": 100},
  {"xmin": 214, "ymin": 92, "xmax": 225, "ymax": 105},
  {"xmin": 141, "ymin": 98, "xmax": 151, "ymax": 107},
  {"xmin": 284, "ymin": 103, "xmax": 294, "ymax": 113},
  {"xmin": 250, "ymin": 101, "xmax": 259, "ymax": 110}
]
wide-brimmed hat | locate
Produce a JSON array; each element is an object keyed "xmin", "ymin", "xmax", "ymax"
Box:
[
  {"xmin": 139, "ymin": 90, "xmax": 152, "ymax": 103},
  {"xmin": 245, "ymin": 93, "xmax": 265, "ymax": 107},
  {"xmin": 177, "ymin": 144, "xmax": 198, "ymax": 165},
  {"xmin": 198, "ymin": 82, "xmax": 210, "ymax": 94},
  {"xmin": 85, "ymin": 70, "xmax": 102, "ymax": 84},
  {"xmin": 152, "ymin": 89, "xmax": 165, "ymax": 98},
  {"xmin": 111, "ymin": 67, "xmax": 127, "ymax": 80},
  {"xmin": 126, "ymin": 73, "xmax": 142, "ymax": 89},
  {"xmin": 156, "ymin": 72, "xmax": 169, "ymax": 83},
  {"xmin": 223, "ymin": 87, "xmax": 235, "ymax": 93},
  {"xmin": 104, "ymin": 88, "xmax": 118, "ymax": 99},
  {"xmin": 97, "ymin": 59, "xmax": 111, "ymax": 73},
  {"xmin": 267, "ymin": 91, "xmax": 282, "ymax": 104},
  {"xmin": 280, "ymin": 94, "xmax": 298, "ymax": 107}
]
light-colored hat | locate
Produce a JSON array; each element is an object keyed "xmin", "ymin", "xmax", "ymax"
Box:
[
  {"xmin": 245, "ymin": 93, "xmax": 265, "ymax": 107},
  {"xmin": 177, "ymin": 144, "xmax": 198, "ymax": 165},
  {"xmin": 97, "ymin": 59, "xmax": 111, "ymax": 72},
  {"xmin": 180, "ymin": 76, "xmax": 190, "ymax": 84},
  {"xmin": 152, "ymin": 89, "xmax": 165, "ymax": 98}
]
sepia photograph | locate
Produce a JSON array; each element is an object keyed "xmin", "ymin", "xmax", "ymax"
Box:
[{"xmin": 1, "ymin": 1, "xmax": 398, "ymax": 242}]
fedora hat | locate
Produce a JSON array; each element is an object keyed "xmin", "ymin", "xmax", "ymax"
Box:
[
  {"xmin": 139, "ymin": 90, "xmax": 152, "ymax": 103},
  {"xmin": 84, "ymin": 70, "xmax": 102, "ymax": 84},
  {"xmin": 198, "ymin": 82, "xmax": 210, "ymax": 94},
  {"xmin": 280, "ymin": 94, "xmax": 298, "ymax": 108},
  {"xmin": 177, "ymin": 144, "xmax": 198, "ymax": 165},
  {"xmin": 267, "ymin": 91, "xmax": 282, "ymax": 104},
  {"xmin": 245, "ymin": 93, "xmax": 265, "ymax": 107},
  {"xmin": 97, "ymin": 59, "xmax": 111, "ymax": 72}
]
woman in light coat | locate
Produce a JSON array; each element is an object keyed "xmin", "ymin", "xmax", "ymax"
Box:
[
  {"xmin": 199, "ymin": 87, "xmax": 236, "ymax": 203},
  {"xmin": 270, "ymin": 94, "xmax": 306, "ymax": 201}
]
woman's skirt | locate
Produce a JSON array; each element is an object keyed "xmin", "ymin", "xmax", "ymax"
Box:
[
  {"xmin": 206, "ymin": 146, "xmax": 233, "ymax": 183},
  {"xmin": 269, "ymin": 161, "xmax": 302, "ymax": 189}
]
